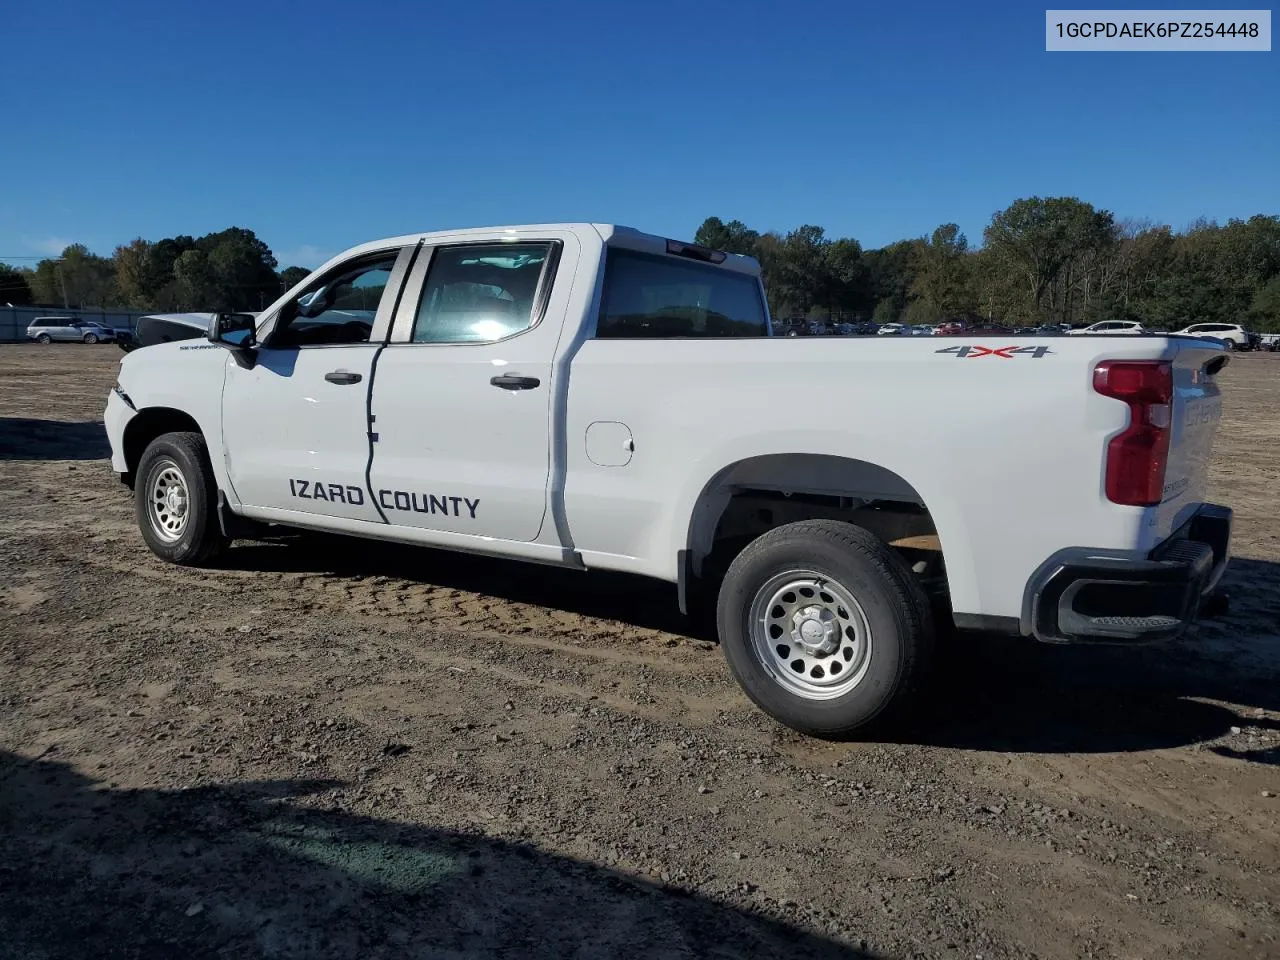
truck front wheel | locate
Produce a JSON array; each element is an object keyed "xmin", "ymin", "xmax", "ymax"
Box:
[
  {"xmin": 135, "ymin": 431, "xmax": 229, "ymax": 565},
  {"xmin": 716, "ymin": 520, "xmax": 933, "ymax": 738}
]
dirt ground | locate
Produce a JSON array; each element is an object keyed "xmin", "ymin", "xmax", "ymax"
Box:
[{"xmin": 1, "ymin": 343, "xmax": 1276, "ymax": 960}]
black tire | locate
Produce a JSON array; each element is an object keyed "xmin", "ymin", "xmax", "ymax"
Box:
[
  {"xmin": 83, "ymin": 333, "xmax": 98, "ymax": 344},
  {"xmin": 135, "ymin": 431, "xmax": 229, "ymax": 565},
  {"xmin": 36, "ymin": 333, "xmax": 51, "ymax": 344},
  {"xmin": 716, "ymin": 520, "xmax": 933, "ymax": 739}
]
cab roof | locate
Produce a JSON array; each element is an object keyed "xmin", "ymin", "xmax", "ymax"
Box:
[{"xmin": 322, "ymin": 223, "xmax": 762, "ymax": 277}]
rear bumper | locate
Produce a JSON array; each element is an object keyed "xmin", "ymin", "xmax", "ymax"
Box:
[{"xmin": 1027, "ymin": 504, "xmax": 1232, "ymax": 644}]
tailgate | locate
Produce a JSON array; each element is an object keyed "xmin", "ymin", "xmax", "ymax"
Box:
[{"xmin": 1153, "ymin": 341, "xmax": 1228, "ymax": 539}]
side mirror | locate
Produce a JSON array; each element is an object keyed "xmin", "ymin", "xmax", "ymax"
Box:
[
  {"xmin": 207, "ymin": 312, "xmax": 256, "ymax": 343},
  {"xmin": 207, "ymin": 313, "xmax": 259, "ymax": 367}
]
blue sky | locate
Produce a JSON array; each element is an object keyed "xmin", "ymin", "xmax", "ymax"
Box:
[{"xmin": 2, "ymin": 0, "xmax": 1276, "ymax": 268}]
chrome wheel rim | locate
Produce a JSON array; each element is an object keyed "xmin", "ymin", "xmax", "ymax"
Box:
[
  {"xmin": 748, "ymin": 570, "xmax": 873, "ymax": 700},
  {"xmin": 147, "ymin": 459, "xmax": 190, "ymax": 543}
]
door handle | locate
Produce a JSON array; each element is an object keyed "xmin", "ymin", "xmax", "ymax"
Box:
[
  {"xmin": 325, "ymin": 370, "xmax": 362, "ymax": 385},
  {"xmin": 489, "ymin": 374, "xmax": 540, "ymax": 390}
]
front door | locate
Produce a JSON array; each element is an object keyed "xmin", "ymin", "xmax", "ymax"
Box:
[
  {"xmin": 221, "ymin": 245, "xmax": 415, "ymax": 524},
  {"xmin": 368, "ymin": 237, "xmax": 569, "ymax": 542}
]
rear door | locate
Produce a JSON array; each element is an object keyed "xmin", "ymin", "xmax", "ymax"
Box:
[{"xmin": 367, "ymin": 231, "xmax": 576, "ymax": 541}]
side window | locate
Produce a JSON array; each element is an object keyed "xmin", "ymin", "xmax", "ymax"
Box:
[
  {"xmin": 411, "ymin": 243, "xmax": 553, "ymax": 343},
  {"xmin": 270, "ymin": 252, "xmax": 399, "ymax": 348},
  {"xmin": 597, "ymin": 247, "xmax": 767, "ymax": 338}
]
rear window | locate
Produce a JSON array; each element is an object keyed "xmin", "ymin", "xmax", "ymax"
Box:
[{"xmin": 597, "ymin": 248, "xmax": 767, "ymax": 339}]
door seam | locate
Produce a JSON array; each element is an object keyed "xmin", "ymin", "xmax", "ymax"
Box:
[{"xmin": 363, "ymin": 240, "xmax": 424, "ymax": 521}]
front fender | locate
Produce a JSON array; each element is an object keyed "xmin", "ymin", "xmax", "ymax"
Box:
[{"xmin": 115, "ymin": 343, "xmax": 233, "ymax": 499}]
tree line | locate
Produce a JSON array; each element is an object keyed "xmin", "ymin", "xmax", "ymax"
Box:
[
  {"xmin": 0, "ymin": 227, "xmax": 311, "ymax": 314},
  {"xmin": 695, "ymin": 198, "xmax": 1280, "ymax": 332},
  {"xmin": 3, "ymin": 197, "xmax": 1278, "ymax": 332}
]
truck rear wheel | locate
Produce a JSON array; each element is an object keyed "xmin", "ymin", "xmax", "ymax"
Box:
[
  {"xmin": 135, "ymin": 431, "xmax": 229, "ymax": 566},
  {"xmin": 716, "ymin": 520, "xmax": 933, "ymax": 738}
]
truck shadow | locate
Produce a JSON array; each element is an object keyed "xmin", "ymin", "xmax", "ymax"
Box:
[
  {"xmin": 894, "ymin": 556, "xmax": 1280, "ymax": 756},
  {"xmin": 0, "ymin": 750, "xmax": 873, "ymax": 960},
  {"xmin": 227, "ymin": 531, "xmax": 698, "ymax": 638},
  {"xmin": 0, "ymin": 417, "xmax": 111, "ymax": 460},
  {"xmin": 227, "ymin": 534, "xmax": 1280, "ymax": 757}
]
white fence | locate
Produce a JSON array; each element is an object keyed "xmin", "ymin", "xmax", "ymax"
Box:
[{"xmin": 0, "ymin": 306, "xmax": 154, "ymax": 343}]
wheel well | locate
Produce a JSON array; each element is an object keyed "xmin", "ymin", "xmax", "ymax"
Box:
[
  {"xmin": 685, "ymin": 455, "xmax": 947, "ymax": 604},
  {"xmin": 121, "ymin": 408, "xmax": 203, "ymax": 487}
]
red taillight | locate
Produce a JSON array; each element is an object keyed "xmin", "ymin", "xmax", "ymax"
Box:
[{"xmin": 1093, "ymin": 360, "xmax": 1173, "ymax": 506}]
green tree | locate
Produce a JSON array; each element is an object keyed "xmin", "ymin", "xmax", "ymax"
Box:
[
  {"xmin": 1248, "ymin": 276, "xmax": 1280, "ymax": 332},
  {"xmin": 61, "ymin": 244, "xmax": 116, "ymax": 306},
  {"xmin": 983, "ymin": 196, "xmax": 1117, "ymax": 323},
  {"xmin": 112, "ymin": 238, "xmax": 156, "ymax": 308},
  {"xmin": 822, "ymin": 238, "xmax": 867, "ymax": 316},
  {"xmin": 864, "ymin": 239, "xmax": 923, "ymax": 322},
  {"xmin": 777, "ymin": 225, "xmax": 831, "ymax": 315},
  {"xmin": 911, "ymin": 224, "xmax": 975, "ymax": 319},
  {"xmin": 174, "ymin": 249, "xmax": 215, "ymax": 310},
  {"xmin": 693, "ymin": 217, "xmax": 760, "ymax": 256},
  {"xmin": 752, "ymin": 231, "xmax": 789, "ymax": 316},
  {"xmin": 279, "ymin": 266, "xmax": 311, "ymax": 291},
  {"xmin": 197, "ymin": 227, "xmax": 280, "ymax": 310},
  {"xmin": 27, "ymin": 244, "xmax": 115, "ymax": 307},
  {"xmin": 28, "ymin": 260, "xmax": 64, "ymax": 305},
  {"xmin": 0, "ymin": 264, "xmax": 33, "ymax": 305}
]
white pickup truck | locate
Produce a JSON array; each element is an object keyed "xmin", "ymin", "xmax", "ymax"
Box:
[{"xmin": 104, "ymin": 223, "xmax": 1234, "ymax": 737}]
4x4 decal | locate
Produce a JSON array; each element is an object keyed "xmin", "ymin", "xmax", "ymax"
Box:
[{"xmin": 935, "ymin": 345, "xmax": 1053, "ymax": 359}]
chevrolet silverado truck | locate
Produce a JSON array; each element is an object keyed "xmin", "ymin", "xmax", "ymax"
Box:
[{"xmin": 104, "ymin": 223, "xmax": 1233, "ymax": 738}]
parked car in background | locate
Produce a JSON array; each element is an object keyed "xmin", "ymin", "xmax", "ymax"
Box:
[
  {"xmin": 26, "ymin": 317, "xmax": 118, "ymax": 344},
  {"xmin": 1171, "ymin": 322, "xmax": 1256, "ymax": 351},
  {"xmin": 1068, "ymin": 320, "xmax": 1147, "ymax": 336},
  {"xmin": 934, "ymin": 321, "xmax": 965, "ymax": 336},
  {"xmin": 876, "ymin": 322, "xmax": 907, "ymax": 336},
  {"xmin": 1258, "ymin": 333, "xmax": 1280, "ymax": 352},
  {"xmin": 909, "ymin": 324, "xmax": 933, "ymax": 336}
]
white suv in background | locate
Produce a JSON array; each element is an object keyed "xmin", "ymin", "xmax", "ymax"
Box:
[
  {"xmin": 1171, "ymin": 322, "xmax": 1251, "ymax": 350},
  {"xmin": 1068, "ymin": 320, "xmax": 1147, "ymax": 336}
]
